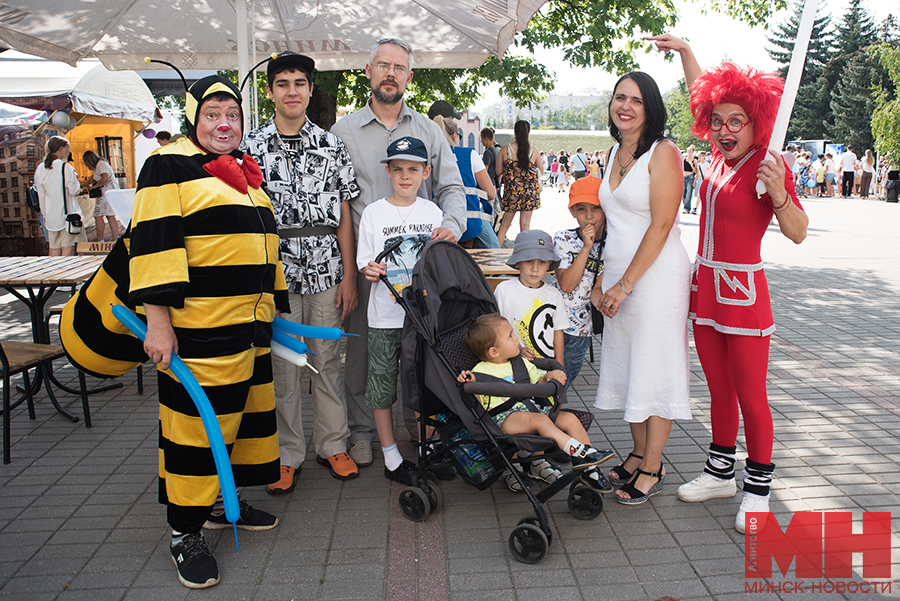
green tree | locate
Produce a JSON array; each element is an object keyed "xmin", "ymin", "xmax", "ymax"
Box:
[
  {"xmin": 871, "ymin": 42, "xmax": 900, "ymax": 157},
  {"xmin": 302, "ymin": 0, "xmax": 787, "ymax": 127},
  {"xmin": 828, "ymin": 0, "xmax": 879, "ymax": 149},
  {"xmin": 662, "ymin": 78, "xmax": 709, "ymax": 150}
]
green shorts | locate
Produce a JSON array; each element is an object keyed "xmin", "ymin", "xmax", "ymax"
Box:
[
  {"xmin": 492, "ymin": 402, "xmax": 552, "ymax": 427},
  {"xmin": 365, "ymin": 327, "xmax": 403, "ymax": 410}
]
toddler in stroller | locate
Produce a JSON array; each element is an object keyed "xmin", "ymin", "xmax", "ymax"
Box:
[
  {"xmin": 457, "ymin": 313, "xmax": 614, "ymax": 493},
  {"xmin": 393, "ymin": 240, "xmax": 614, "ymax": 562}
]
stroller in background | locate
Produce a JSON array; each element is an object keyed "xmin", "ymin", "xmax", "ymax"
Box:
[{"xmin": 374, "ymin": 239, "xmax": 604, "ymax": 564}]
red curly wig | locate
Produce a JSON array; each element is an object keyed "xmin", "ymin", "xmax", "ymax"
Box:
[{"xmin": 690, "ymin": 62, "xmax": 784, "ymax": 152}]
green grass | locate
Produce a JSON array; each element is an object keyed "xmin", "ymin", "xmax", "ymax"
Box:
[{"xmin": 495, "ymin": 131, "xmax": 615, "ymax": 156}]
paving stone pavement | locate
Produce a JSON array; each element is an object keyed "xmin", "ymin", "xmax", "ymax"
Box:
[{"xmin": 1, "ymin": 194, "xmax": 899, "ymax": 600}]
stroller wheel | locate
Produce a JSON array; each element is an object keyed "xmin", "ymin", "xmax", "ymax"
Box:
[
  {"xmin": 399, "ymin": 487, "xmax": 431, "ymax": 522},
  {"xmin": 567, "ymin": 484, "xmax": 604, "ymax": 520},
  {"xmin": 422, "ymin": 481, "xmax": 442, "ymax": 513},
  {"xmin": 508, "ymin": 524, "xmax": 548, "ymax": 564},
  {"xmin": 517, "ymin": 516, "xmax": 552, "ymax": 546}
]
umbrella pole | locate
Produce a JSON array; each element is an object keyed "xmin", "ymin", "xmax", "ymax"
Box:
[
  {"xmin": 235, "ymin": 0, "xmax": 251, "ymax": 133},
  {"xmin": 250, "ymin": 0, "xmax": 259, "ymax": 130}
]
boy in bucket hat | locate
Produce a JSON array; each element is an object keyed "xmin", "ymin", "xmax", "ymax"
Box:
[{"xmin": 494, "ymin": 229, "xmax": 567, "ymax": 364}]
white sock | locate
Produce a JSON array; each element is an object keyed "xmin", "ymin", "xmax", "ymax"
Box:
[
  {"xmin": 563, "ymin": 438, "xmax": 586, "ymax": 457},
  {"xmin": 382, "ymin": 444, "xmax": 403, "ymax": 471},
  {"xmin": 171, "ymin": 530, "xmax": 184, "ymax": 545}
]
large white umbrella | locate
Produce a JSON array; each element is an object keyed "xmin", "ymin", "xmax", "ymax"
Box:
[{"xmin": 0, "ymin": 0, "xmax": 546, "ymax": 71}]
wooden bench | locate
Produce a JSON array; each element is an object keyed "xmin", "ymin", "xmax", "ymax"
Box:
[{"xmin": 1, "ymin": 340, "xmax": 89, "ymax": 464}]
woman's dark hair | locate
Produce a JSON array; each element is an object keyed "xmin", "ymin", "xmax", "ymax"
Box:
[
  {"xmin": 82, "ymin": 150, "xmax": 103, "ymax": 170},
  {"xmin": 514, "ymin": 120, "xmax": 531, "ymax": 170},
  {"xmin": 44, "ymin": 136, "xmax": 68, "ymax": 169},
  {"xmin": 608, "ymin": 71, "xmax": 666, "ymax": 161}
]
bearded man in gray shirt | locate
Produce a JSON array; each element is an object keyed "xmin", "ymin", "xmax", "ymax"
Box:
[{"xmin": 332, "ymin": 37, "xmax": 465, "ymax": 467}]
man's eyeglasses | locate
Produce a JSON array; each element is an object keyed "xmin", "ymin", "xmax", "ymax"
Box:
[
  {"xmin": 373, "ymin": 63, "xmax": 408, "ymax": 76},
  {"xmin": 709, "ymin": 116, "xmax": 751, "ymax": 133}
]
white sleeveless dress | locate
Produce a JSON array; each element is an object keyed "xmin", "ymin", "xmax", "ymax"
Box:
[{"xmin": 594, "ymin": 141, "xmax": 692, "ymax": 422}]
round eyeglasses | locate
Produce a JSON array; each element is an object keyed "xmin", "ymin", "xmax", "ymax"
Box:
[{"xmin": 709, "ymin": 116, "xmax": 751, "ymax": 133}]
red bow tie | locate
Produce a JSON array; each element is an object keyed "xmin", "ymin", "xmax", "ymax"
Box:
[{"xmin": 202, "ymin": 153, "xmax": 264, "ymax": 194}]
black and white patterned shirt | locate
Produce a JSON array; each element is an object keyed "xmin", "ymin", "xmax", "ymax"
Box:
[
  {"xmin": 242, "ymin": 118, "xmax": 360, "ymax": 295},
  {"xmin": 551, "ymin": 228, "xmax": 604, "ymax": 336}
]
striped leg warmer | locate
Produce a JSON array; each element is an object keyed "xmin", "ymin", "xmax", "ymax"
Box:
[
  {"xmin": 703, "ymin": 443, "xmax": 737, "ymax": 480},
  {"xmin": 742, "ymin": 460, "xmax": 775, "ymax": 497}
]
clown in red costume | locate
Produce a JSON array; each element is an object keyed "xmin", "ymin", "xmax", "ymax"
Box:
[{"xmin": 648, "ymin": 34, "xmax": 809, "ymax": 534}]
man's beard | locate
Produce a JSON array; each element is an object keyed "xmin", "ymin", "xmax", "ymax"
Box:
[{"xmin": 373, "ymin": 80, "xmax": 403, "ymax": 105}]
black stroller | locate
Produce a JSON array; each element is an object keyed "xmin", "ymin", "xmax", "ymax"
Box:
[{"xmin": 374, "ymin": 240, "xmax": 604, "ymax": 564}]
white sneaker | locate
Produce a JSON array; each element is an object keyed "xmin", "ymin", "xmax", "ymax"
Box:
[
  {"xmin": 527, "ymin": 459, "xmax": 562, "ymax": 484},
  {"xmin": 676, "ymin": 472, "xmax": 737, "ymax": 502},
  {"xmin": 735, "ymin": 492, "xmax": 770, "ymax": 534}
]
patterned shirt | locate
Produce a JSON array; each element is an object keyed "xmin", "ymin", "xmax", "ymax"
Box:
[
  {"xmin": 551, "ymin": 228, "xmax": 604, "ymax": 336},
  {"xmin": 242, "ymin": 118, "xmax": 360, "ymax": 295}
]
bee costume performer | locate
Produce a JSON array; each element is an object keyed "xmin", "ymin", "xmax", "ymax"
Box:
[{"xmin": 61, "ymin": 72, "xmax": 289, "ymax": 589}]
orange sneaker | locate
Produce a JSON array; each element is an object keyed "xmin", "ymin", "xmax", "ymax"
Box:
[
  {"xmin": 316, "ymin": 452, "xmax": 359, "ymax": 480},
  {"xmin": 267, "ymin": 465, "xmax": 297, "ymax": 495}
]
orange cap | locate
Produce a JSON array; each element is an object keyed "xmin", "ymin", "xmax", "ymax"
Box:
[{"xmin": 568, "ymin": 176, "xmax": 602, "ymax": 208}]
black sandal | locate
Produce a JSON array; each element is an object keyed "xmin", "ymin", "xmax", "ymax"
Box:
[
  {"xmin": 608, "ymin": 452, "xmax": 642, "ymax": 486},
  {"xmin": 616, "ymin": 464, "xmax": 665, "ymax": 505}
]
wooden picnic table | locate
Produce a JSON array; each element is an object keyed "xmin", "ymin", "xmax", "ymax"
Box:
[
  {"xmin": 0, "ymin": 255, "xmax": 109, "ymax": 422},
  {"xmin": 466, "ymin": 248, "xmax": 516, "ymax": 290}
]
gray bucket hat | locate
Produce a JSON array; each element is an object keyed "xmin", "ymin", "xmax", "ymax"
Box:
[{"xmin": 507, "ymin": 230, "xmax": 560, "ymax": 271}]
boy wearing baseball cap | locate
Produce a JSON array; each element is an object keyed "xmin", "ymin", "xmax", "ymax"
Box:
[
  {"xmin": 357, "ymin": 136, "xmax": 443, "ymax": 485},
  {"xmin": 551, "ymin": 176, "xmax": 606, "ymax": 390}
]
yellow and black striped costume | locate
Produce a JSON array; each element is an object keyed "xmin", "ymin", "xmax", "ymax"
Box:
[{"xmin": 61, "ymin": 133, "xmax": 288, "ymax": 531}]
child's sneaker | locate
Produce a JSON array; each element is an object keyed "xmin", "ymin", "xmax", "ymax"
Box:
[
  {"xmin": 571, "ymin": 446, "xmax": 615, "ymax": 469},
  {"xmin": 204, "ymin": 500, "xmax": 278, "ymax": 531},
  {"xmin": 171, "ymin": 532, "xmax": 219, "ymax": 589},
  {"xmin": 527, "ymin": 458, "xmax": 562, "ymax": 484},
  {"xmin": 581, "ymin": 467, "xmax": 613, "ymax": 493}
]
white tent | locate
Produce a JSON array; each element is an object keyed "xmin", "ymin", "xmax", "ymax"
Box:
[
  {"xmin": 0, "ymin": 0, "xmax": 546, "ymax": 71},
  {"xmin": 0, "ymin": 51, "xmax": 160, "ymax": 123}
]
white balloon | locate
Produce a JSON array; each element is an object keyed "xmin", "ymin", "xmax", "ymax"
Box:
[{"xmin": 50, "ymin": 111, "xmax": 70, "ymax": 127}]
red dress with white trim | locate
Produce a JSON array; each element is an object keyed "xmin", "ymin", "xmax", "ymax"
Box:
[{"xmin": 690, "ymin": 147, "xmax": 803, "ymax": 336}]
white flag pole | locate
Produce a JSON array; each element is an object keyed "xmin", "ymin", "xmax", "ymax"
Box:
[{"xmin": 756, "ymin": 0, "xmax": 819, "ymax": 195}]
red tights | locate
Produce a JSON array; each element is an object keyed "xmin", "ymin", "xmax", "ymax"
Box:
[{"xmin": 693, "ymin": 324, "xmax": 773, "ymax": 464}]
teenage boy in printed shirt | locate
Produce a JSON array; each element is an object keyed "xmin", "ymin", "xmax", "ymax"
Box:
[{"xmin": 242, "ymin": 52, "xmax": 361, "ymax": 491}]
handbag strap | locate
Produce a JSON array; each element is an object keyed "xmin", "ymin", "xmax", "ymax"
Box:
[{"xmin": 61, "ymin": 163, "xmax": 70, "ymax": 214}]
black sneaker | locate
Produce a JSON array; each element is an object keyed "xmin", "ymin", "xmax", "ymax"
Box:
[
  {"xmin": 582, "ymin": 467, "xmax": 613, "ymax": 493},
  {"xmin": 171, "ymin": 532, "xmax": 219, "ymax": 589},
  {"xmin": 204, "ymin": 499, "xmax": 278, "ymax": 531},
  {"xmin": 385, "ymin": 459, "xmax": 418, "ymax": 486}
]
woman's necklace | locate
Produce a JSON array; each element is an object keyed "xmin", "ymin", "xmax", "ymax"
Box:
[
  {"xmin": 394, "ymin": 202, "xmax": 415, "ymax": 225},
  {"xmin": 617, "ymin": 145, "xmax": 637, "ymax": 176}
]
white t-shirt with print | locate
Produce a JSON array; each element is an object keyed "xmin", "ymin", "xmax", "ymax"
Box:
[
  {"xmin": 494, "ymin": 278, "xmax": 567, "ymax": 359},
  {"xmin": 551, "ymin": 228, "xmax": 603, "ymax": 336},
  {"xmin": 357, "ymin": 196, "xmax": 442, "ymax": 328}
]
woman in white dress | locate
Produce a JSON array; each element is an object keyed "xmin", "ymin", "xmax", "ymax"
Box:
[{"xmin": 590, "ymin": 72, "xmax": 692, "ymax": 505}]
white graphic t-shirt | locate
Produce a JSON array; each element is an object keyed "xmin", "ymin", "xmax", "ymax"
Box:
[
  {"xmin": 495, "ymin": 278, "xmax": 567, "ymax": 359},
  {"xmin": 357, "ymin": 196, "xmax": 442, "ymax": 328}
]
